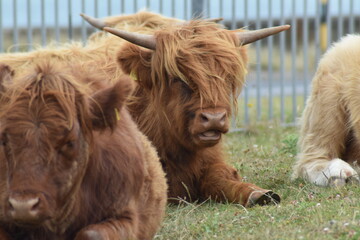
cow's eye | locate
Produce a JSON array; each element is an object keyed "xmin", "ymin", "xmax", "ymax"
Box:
[
  {"xmin": 65, "ymin": 141, "xmax": 74, "ymax": 149},
  {"xmin": 173, "ymin": 77, "xmax": 193, "ymax": 100},
  {"xmin": 58, "ymin": 140, "xmax": 75, "ymax": 155},
  {"xmin": 172, "ymin": 77, "xmax": 182, "ymax": 83},
  {"xmin": 0, "ymin": 133, "xmax": 7, "ymax": 147}
]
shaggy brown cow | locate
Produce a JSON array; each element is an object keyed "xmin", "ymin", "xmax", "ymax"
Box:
[
  {"xmin": 294, "ymin": 35, "xmax": 360, "ymax": 187},
  {"xmin": 0, "ymin": 55, "xmax": 167, "ymax": 239},
  {"xmin": 82, "ymin": 12, "xmax": 289, "ymax": 206}
]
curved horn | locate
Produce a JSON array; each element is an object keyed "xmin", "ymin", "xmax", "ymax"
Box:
[
  {"xmin": 204, "ymin": 17, "xmax": 224, "ymax": 23},
  {"xmin": 103, "ymin": 27, "xmax": 156, "ymax": 50},
  {"xmin": 236, "ymin": 25, "xmax": 291, "ymax": 45},
  {"xmin": 80, "ymin": 13, "xmax": 107, "ymax": 30}
]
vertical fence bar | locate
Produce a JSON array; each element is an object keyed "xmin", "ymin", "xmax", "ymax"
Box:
[
  {"xmin": 280, "ymin": 0, "xmax": 285, "ymax": 123},
  {"xmin": 68, "ymin": 0, "xmax": 73, "ymax": 40},
  {"xmin": 121, "ymin": 0, "xmax": 125, "ymax": 14},
  {"xmin": 206, "ymin": 0, "xmax": 210, "ymax": 18},
  {"xmin": 231, "ymin": 0, "xmax": 236, "ymax": 30},
  {"xmin": 268, "ymin": 0, "xmax": 273, "ymax": 120},
  {"xmin": 291, "ymin": 0, "xmax": 297, "ymax": 123},
  {"xmin": 219, "ymin": 0, "xmax": 223, "ymax": 19},
  {"xmin": 41, "ymin": 0, "xmax": 46, "ymax": 46},
  {"xmin": 349, "ymin": 0, "xmax": 354, "ymax": 33},
  {"xmin": 159, "ymin": 0, "xmax": 163, "ymax": 14},
  {"xmin": 81, "ymin": 0, "xmax": 87, "ymax": 44},
  {"xmin": 94, "ymin": 0, "xmax": 98, "ymax": 17},
  {"xmin": 192, "ymin": 0, "xmax": 204, "ymax": 18},
  {"xmin": 315, "ymin": 0, "xmax": 321, "ymax": 65},
  {"xmin": 0, "ymin": 0, "xmax": 3, "ymax": 52},
  {"xmin": 108, "ymin": 0, "xmax": 112, "ymax": 15},
  {"xmin": 13, "ymin": 0, "xmax": 19, "ymax": 51},
  {"xmin": 303, "ymin": 0, "xmax": 308, "ymax": 105},
  {"xmin": 172, "ymin": 0, "xmax": 175, "ymax": 17},
  {"xmin": 243, "ymin": 0, "xmax": 249, "ymax": 125},
  {"xmin": 134, "ymin": 0, "xmax": 137, "ymax": 13},
  {"xmin": 55, "ymin": 0, "xmax": 60, "ymax": 43},
  {"xmin": 320, "ymin": 0, "xmax": 328, "ymax": 52},
  {"xmin": 256, "ymin": 0, "xmax": 262, "ymax": 121},
  {"xmin": 27, "ymin": 0, "xmax": 32, "ymax": 51},
  {"xmin": 184, "ymin": 0, "xmax": 188, "ymax": 20},
  {"xmin": 54, "ymin": 0, "xmax": 60, "ymax": 43},
  {"xmin": 338, "ymin": 0, "xmax": 343, "ymax": 40},
  {"xmin": 326, "ymin": 0, "xmax": 331, "ymax": 49}
]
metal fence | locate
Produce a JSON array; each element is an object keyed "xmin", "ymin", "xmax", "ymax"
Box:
[{"xmin": 0, "ymin": 0, "xmax": 359, "ymax": 129}]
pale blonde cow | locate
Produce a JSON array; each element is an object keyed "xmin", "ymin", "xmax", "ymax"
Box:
[{"xmin": 294, "ymin": 35, "xmax": 360, "ymax": 186}]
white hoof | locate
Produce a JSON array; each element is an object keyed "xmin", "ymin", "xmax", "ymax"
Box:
[{"xmin": 305, "ymin": 158, "xmax": 359, "ymax": 186}]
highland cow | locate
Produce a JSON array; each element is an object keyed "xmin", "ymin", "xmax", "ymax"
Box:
[
  {"xmin": 82, "ymin": 12, "xmax": 290, "ymax": 206},
  {"xmin": 294, "ymin": 35, "xmax": 360, "ymax": 187},
  {"xmin": 0, "ymin": 51, "xmax": 167, "ymax": 239}
]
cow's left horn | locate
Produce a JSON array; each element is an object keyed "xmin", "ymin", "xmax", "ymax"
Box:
[
  {"xmin": 103, "ymin": 27, "xmax": 156, "ymax": 50},
  {"xmin": 80, "ymin": 13, "xmax": 108, "ymax": 29},
  {"xmin": 236, "ymin": 25, "xmax": 291, "ymax": 45}
]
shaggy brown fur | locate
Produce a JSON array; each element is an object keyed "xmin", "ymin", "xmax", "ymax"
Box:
[
  {"xmin": 0, "ymin": 53, "xmax": 167, "ymax": 239},
  {"xmin": 88, "ymin": 12, "xmax": 281, "ymax": 206},
  {"xmin": 294, "ymin": 35, "xmax": 360, "ymax": 186}
]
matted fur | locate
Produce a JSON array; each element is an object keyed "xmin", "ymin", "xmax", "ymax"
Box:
[
  {"xmin": 0, "ymin": 55, "xmax": 167, "ymax": 239},
  {"xmin": 91, "ymin": 12, "xmax": 280, "ymax": 206},
  {"xmin": 85, "ymin": 11, "xmax": 246, "ymax": 109},
  {"xmin": 294, "ymin": 34, "xmax": 360, "ymax": 186},
  {"xmin": 149, "ymin": 20, "xmax": 246, "ymax": 108}
]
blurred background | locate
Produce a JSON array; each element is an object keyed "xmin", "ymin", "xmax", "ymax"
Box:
[{"xmin": 0, "ymin": 0, "xmax": 359, "ymax": 130}]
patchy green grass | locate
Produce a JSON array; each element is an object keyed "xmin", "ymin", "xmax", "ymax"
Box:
[{"xmin": 155, "ymin": 125, "xmax": 360, "ymax": 240}]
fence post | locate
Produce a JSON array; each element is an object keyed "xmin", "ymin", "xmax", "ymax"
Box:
[
  {"xmin": 320, "ymin": 0, "xmax": 328, "ymax": 52},
  {"xmin": 192, "ymin": 0, "xmax": 204, "ymax": 18}
]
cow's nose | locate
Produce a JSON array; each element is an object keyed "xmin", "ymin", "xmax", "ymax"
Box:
[
  {"xmin": 8, "ymin": 195, "xmax": 41, "ymax": 220},
  {"xmin": 200, "ymin": 111, "xmax": 226, "ymax": 128}
]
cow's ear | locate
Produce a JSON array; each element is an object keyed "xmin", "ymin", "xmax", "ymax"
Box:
[
  {"xmin": 117, "ymin": 43, "xmax": 153, "ymax": 90},
  {"xmin": 0, "ymin": 64, "xmax": 14, "ymax": 93},
  {"xmin": 90, "ymin": 76, "xmax": 133, "ymax": 131}
]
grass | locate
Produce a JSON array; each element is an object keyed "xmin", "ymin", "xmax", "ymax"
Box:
[{"xmin": 154, "ymin": 125, "xmax": 360, "ymax": 240}]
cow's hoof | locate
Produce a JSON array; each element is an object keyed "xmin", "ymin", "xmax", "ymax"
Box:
[
  {"xmin": 328, "ymin": 176, "xmax": 360, "ymax": 187},
  {"xmin": 246, "ymin": 191, "xmax": 281, "ymax": 207}
]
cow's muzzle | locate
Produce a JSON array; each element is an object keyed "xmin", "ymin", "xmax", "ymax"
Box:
[
  {"xmin": 6, "ymin": 191, "xmax": 50, "ymax": 226},
  {"xmin": 193, "ymin": 109, "xmax": 229, "ymax": 146}
]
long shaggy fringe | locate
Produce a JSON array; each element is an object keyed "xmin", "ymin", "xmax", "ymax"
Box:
[{"xmin": 152, "ymin": 20, "xmax": 247, "ymax": 108}]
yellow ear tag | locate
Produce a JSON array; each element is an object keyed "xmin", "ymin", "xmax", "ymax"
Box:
[
  {"xmin": 130, "ymin": 71, "xmax": 138, "ymax": 81},
  {"xmin": 114, "ymin": 108, "xmax": 121, "ymax": 121}
]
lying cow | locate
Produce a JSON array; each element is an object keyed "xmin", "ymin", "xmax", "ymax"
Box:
[
  {"xmin": 0, "ymin": 56, "xmax": 167, "ymax": 239},
  {"xmin": 82, "ymin": 12, "xmax": 290, "ymax": 206},
  {"xmin": 294, "ymin": 35, "xmax": 360, "ymax": 186}
]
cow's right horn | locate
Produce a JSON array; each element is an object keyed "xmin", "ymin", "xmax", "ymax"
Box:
[
  {"xmin": 235, "ymin": 25, "xmax": 291, "ymax": 45},
  {"xmin": 103, "ymin": 27, "xmax": 156, "ymax": 50}
]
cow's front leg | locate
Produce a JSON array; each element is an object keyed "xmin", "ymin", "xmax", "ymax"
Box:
[
  {"xmin": 199, "ymin": 162, "xmax": 280, "ymax": 207},
  {"xmin": 74, "ymin": 217, "xmax": 138, "ymax": 240}
]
